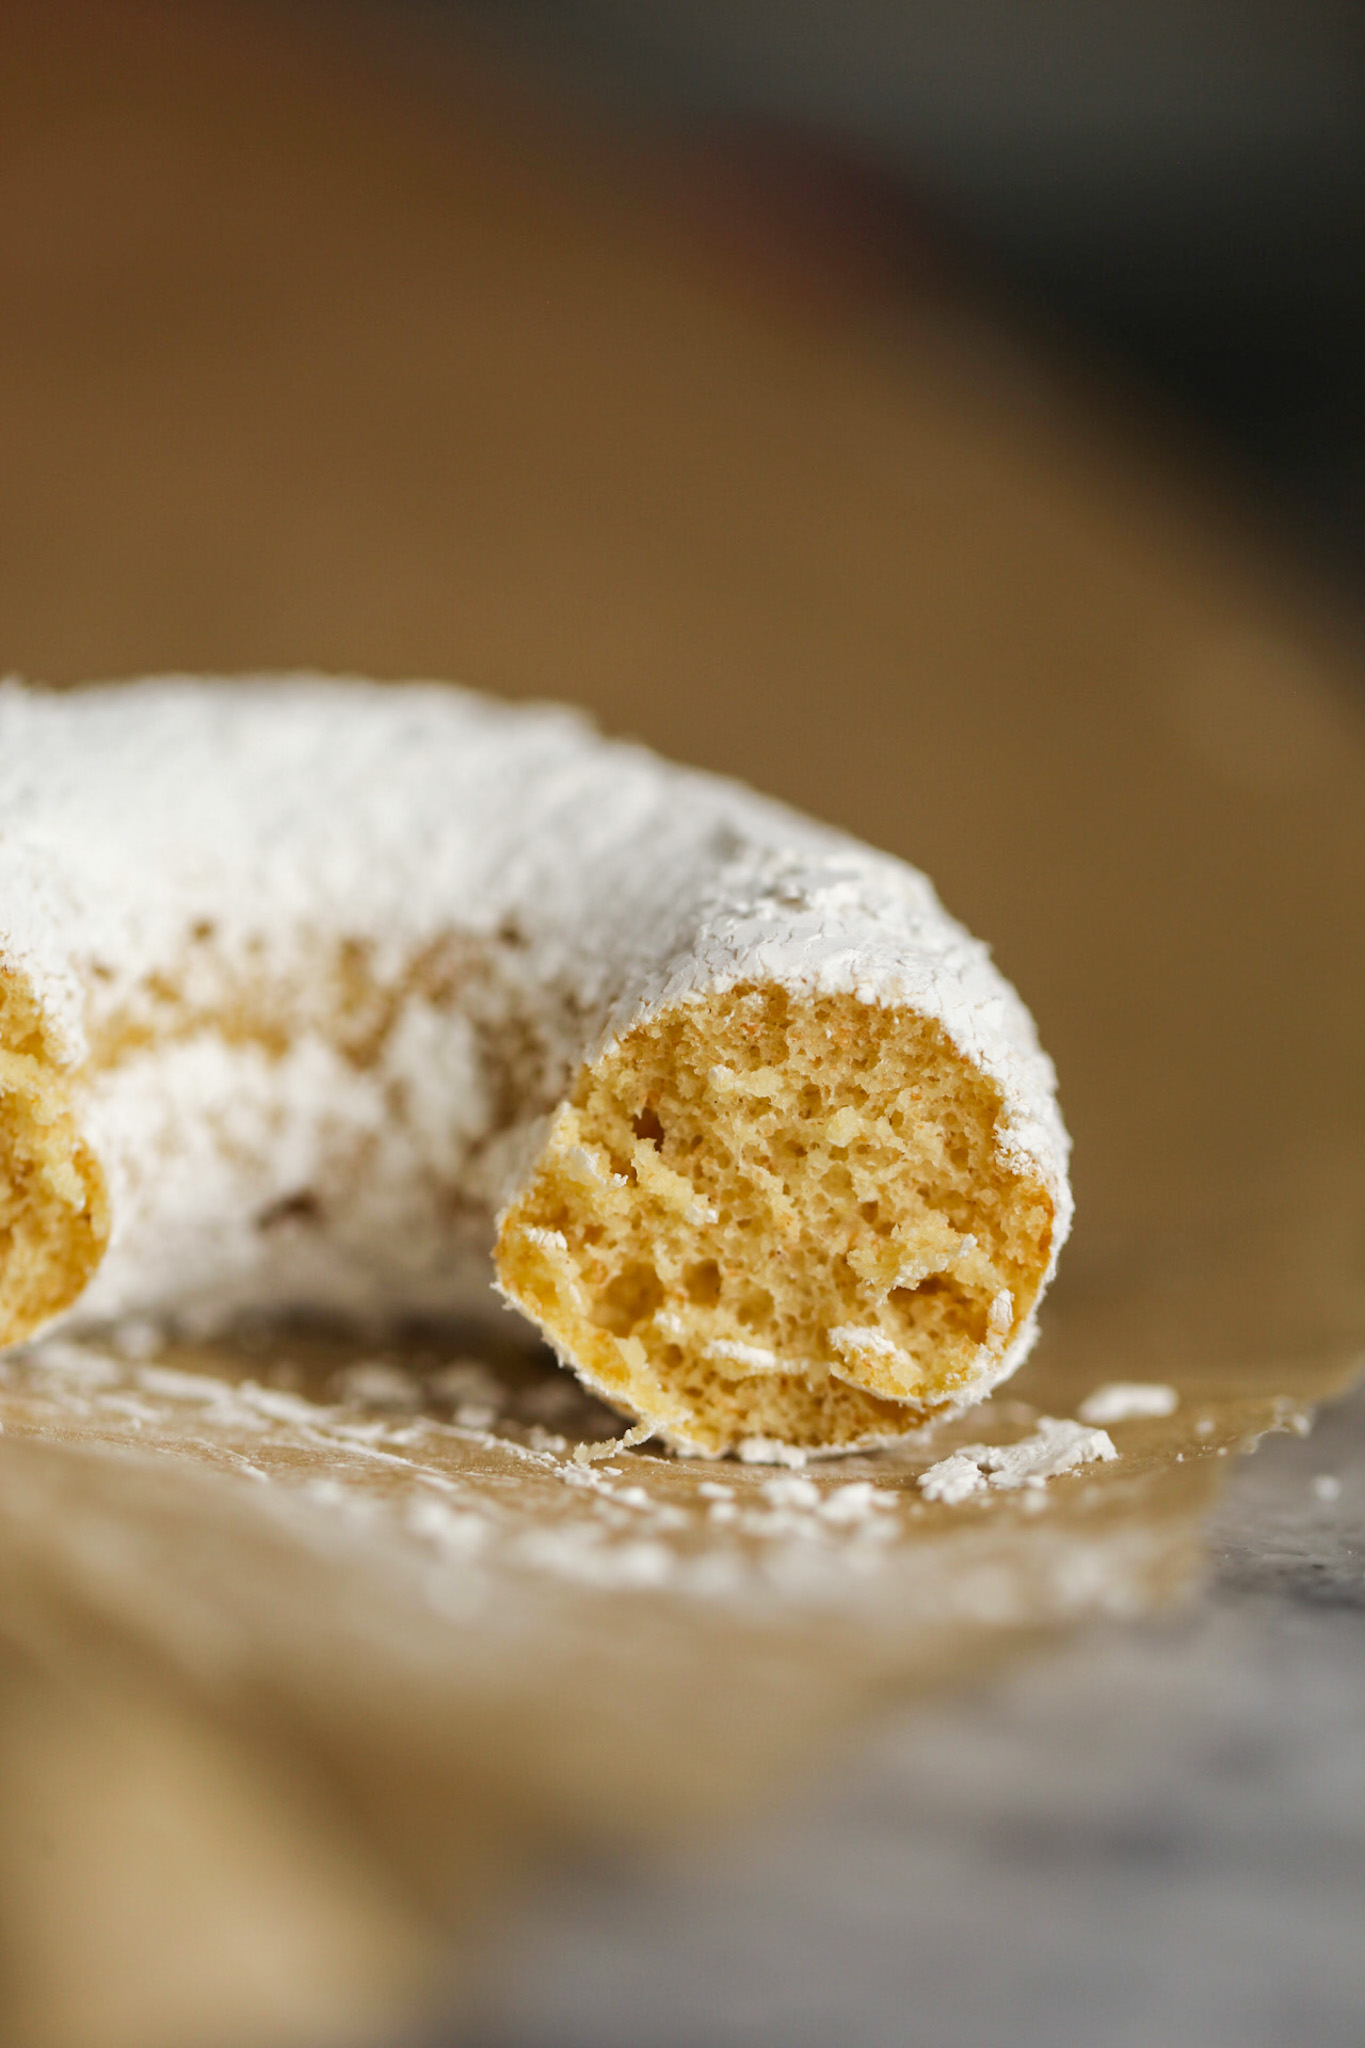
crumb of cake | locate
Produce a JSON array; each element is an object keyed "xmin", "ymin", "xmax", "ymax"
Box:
[{"xmin": 497, "ymin": 985, "xmax": 1054, "ymax": 1455}]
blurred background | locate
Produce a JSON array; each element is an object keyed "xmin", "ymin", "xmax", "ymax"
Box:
[
  {"xmin": 3, "ymin": 4, "xmax": 1365, "ymax": 2046},
  {"xmin": 399, "ymin": 0, "xmax": 1365, "ymax": 584}
]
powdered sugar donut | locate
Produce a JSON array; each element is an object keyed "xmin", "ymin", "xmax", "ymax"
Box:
[{"xmin": 0, "ymin": 677, "xmax": 1070, "ymax": 1455}]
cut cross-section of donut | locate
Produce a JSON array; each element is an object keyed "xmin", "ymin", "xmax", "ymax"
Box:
[{"xmin": 498, "ymin": 986, "xmax": 1058, "ymax": 1454}]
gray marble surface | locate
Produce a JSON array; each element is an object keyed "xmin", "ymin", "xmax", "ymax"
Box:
[{"xmin": 450, "ymin": 1378, "xmax": 1365, "ymax": 2047}]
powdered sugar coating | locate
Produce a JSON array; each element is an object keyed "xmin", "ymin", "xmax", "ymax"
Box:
[{"xmin": 0, "ymin": 676, "xmax": 1070, "ymax": 1367}]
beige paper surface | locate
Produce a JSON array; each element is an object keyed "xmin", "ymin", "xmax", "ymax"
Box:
[
  {"xmin": 2, "ymin": 1317, "xmax": 1354, "ymax": 2048},
  {"xmin": 2, "ymin": 6, "xmax": 1364, "ymax": 2043}
]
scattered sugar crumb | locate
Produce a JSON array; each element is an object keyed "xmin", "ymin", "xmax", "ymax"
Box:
[
  {"xmin": 1078, "ymin": 1381, "xmax": 1179, "ymax": 1425},
  {"xmin": 109, "ymin": 1319, "xmax": 166, "ymax": 1363},
  {"xmin": 819, "ymin": 1481, "xmax": 894, "ymax": 1525},
  {"xmin": 919, "ymin": 1416, "xmax": 1118, "ymax": 1505},
  {"xmin": 736, "ymin": 1436, "xmax": 809, "ymax": 1468},
  {"xmin": 455, "ymin": 1403, "xmax": 498, "ymax": 1431},
  {"xmin": 762, "ymin": 1475, "xmax": 821, "ymax": 1510},
  {"xmin": 919, "ymin": 1452, "xmax": 987, "ymax": 1505},
  {"xmin": 407, "ymin": 1497, "xmax": 490, "ymax": 1554},
  {"xmin": 238, "ymin": 1382, "xmax": 328, "ymax": 1426},
  {"xmin": 1311, "ymin": 1474, "xmax": 1341, "ymax": 1503},
  {"xmin": 26, "ymin": 1338, "xmax": 123, "ymax": 1387},
  {"xmin": 515, "ymin": 1527, "xmax": 675, "ymax": 1590},
  {"xmin": 136, "ymin": 1362, "xmax": 230, "ymax": 1403},
  {"xmin": 302, "ymin": 1477, "xmax": 347, "ymax": 1506},
  {"xmin": 335, "ymin": 1361, "xmax": 424, "ymax": 1410}
]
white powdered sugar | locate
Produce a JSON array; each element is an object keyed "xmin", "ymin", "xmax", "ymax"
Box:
[
  {"xmin": 0, "ymin": 676, "xmax": 1070, "ymax": 1377},
  {"xmin": 919, "ymin": 1417, "xmax": 1118, "ymax": 1503},
  {"xmin": 1078, "ymin": 1382, "xmax": 1180, "ymax": 1425}
]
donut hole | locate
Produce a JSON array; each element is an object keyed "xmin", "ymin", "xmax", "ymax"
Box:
[{"xmin": 498, "ymin": 983, "xmax": 1055, "ymax": 1454}]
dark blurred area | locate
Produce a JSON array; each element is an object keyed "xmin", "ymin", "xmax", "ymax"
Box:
[{"xmin": 403, "ymin": 0, "xmax": 1365, "ymax": 588}]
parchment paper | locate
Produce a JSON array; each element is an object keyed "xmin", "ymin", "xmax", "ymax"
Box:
[{"xmin": 1, "ymin": 1313, "xmax": 1354, "ymax": 2048}]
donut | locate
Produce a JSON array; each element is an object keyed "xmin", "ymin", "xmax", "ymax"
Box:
[{"xmin": 0, "ymin": 677, "xmax": 1070, "ymax": 1455}]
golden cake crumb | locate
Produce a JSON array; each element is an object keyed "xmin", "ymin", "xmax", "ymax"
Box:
[
  {"xmin": 498, "ymin": 984, "xmax": 1054, "ymax": 1454},
  {"xmin": 0, "ymin": 973, "xmax": 107, "ymax": 1344}
]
